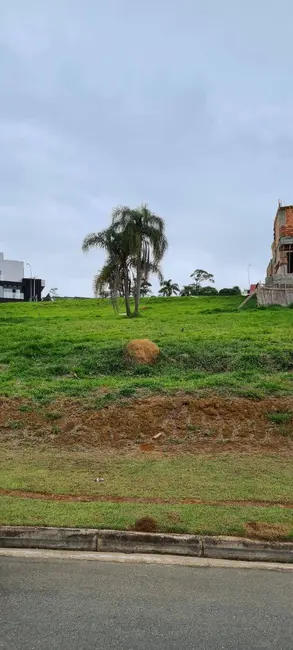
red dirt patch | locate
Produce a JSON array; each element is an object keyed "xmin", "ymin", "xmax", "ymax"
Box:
[
  {"xmin": 1, "ymin": 394, "xmax": 293, "ymax": 453},
  {"xmin": 139, "ymin": 443, "xmax": 155, "ymax": 452},
  {"xmin": 244, "ymin": 521, "xmax": 291, "ymax": 540},
  {"xmin": 1, "ymin": 488, "xmax": 293, "ymax": 509},
  {"xmin": 133, "ymin": 516, "xmax": 158, "ymax": 532}
]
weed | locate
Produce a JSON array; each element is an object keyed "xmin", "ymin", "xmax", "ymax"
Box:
[
  {"xmin": 266, "ymin": 412, "xmax": 292, "ymax": 424},
  {"xmin": 119, "ymin": 386, "xmax": 136, "ymax": 397},
  {"xmin": 6, "ymin": 420, "xmax": 23, "ymax": 430},
  {"xmin": 203, "ymin": 429, "xmax": 215, "ymax": 437},
  {"xmin": 18, "ymin": 404, "xmax": 34, "ymax": 413},
  {"xmin": 45, "ymin": 411, "xmax": 62, "ymax": 421},
  {"xmin": 51, "ymin": 424, "xmax": 60, "ymax": 434}
]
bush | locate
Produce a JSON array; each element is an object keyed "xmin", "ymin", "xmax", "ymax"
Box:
[
  {"xmin": 198, "ymin": 286, "xmax": 218, "ymax": 296},
  {"xmin": 219, "ymin": 286, "xmax": 241, "ymax": 295}
]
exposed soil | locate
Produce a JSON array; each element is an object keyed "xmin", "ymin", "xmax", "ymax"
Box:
[
  {"xmin": 243, "ymin": 521, "xmax": 291, "ymax": 540},
  {"xmin": 1, "ymin": 394, "xmax": 293, "ymax": 453},
  {"xmin": 1, "ymin": 488, "xmax": 293, "ymax": 509},
  {"xmin": 132, "ymin": 516, "xmax": 158, "ymax": 532}
]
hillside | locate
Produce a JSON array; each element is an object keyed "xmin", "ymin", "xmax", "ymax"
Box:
[
  {"xmin": 1, "ymin": 295, "xmax": 293, "ymax": 399},
  {"xmin": 1, "ymin": 296, "xmax": 293, "ymax": 538}
]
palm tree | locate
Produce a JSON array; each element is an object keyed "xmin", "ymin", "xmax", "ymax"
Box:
[
  {"xmin": 82, "ymin": 225, "xmax": 132, "ymax": 316},
  {"xmin": 140, "ymin": 279, "xmax": 152, "ymax": 297},
  {"xmin": 159, "ymin": 279, "xmax": 180, "ymax": 297},
  {"xmin": 112, "ymin": 204, "xmax": 168, "ymax": 316},
  {"xmin": 180, "ymin": 284, "xmax": 195, "ymax": 297},
  {"xmin": 131, "ymin": 277, "xmax": 152, "ymax": 297}
]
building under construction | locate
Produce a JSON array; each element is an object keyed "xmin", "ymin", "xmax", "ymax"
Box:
[
  {"xmin": 266, "ymin": 202, "xmax": 293, "ymax": 287},
  {"xmin": 239, "ymin": 202, "xmax": 293, "ymax": 308}
]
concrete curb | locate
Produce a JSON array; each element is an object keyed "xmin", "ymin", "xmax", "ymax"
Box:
[{"xmin": 0, "ymin": 526, "xmax": 293, "ymax": 563}]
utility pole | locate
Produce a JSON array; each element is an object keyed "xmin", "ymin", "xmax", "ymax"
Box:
[
  {"xmin": 248, "ymin": 264, "xmax": 251, "ymax": 291},
  {"xmin": 26, "ymin": 263, "xmax": 33, "ymax": 301}
]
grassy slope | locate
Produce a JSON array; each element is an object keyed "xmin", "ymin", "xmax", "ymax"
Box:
[
  {"xmin": 1, "ymin": 451, "xmax": 292, "ymax": 502},
  {"xmin": 1, "ymin": 450, "xmax": 292, "ymax": 536},
  {"xmin": 2, "ymin": 497, "xmax": 293, "ymax": 538},
  {"xmin": 1, "ymin": 296, "xmax": 293, "ymax": 536},
  {"xmin": 1, "ymin": 295, "xmax": 293, "ymax": 399}
]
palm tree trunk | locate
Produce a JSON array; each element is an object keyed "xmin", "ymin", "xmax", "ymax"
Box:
[
  {"xmin": 123, "ymin": 264, "xmax": 131, "ymax": 317},
  {"xmin": 134, "ymin": 255, "xmax": 142, "ymax": 316}
]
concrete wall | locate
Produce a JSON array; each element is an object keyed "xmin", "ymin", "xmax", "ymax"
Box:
[
  {"xmin": 0, "ymin": 253, "xmax": 24, "ymax": 282},
  {"xmin": 257, "ymin": 286, "xmax": 293, "ymax": 306}
]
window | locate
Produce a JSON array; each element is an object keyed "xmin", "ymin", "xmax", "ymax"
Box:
[{"xmin": 287, "ymin": 252, "xmax": 293, "ymax": 274}]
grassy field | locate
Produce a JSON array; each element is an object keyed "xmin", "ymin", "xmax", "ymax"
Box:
[
  {"xmin": 1, "ymin": 450, "xmax": 293, "ymax": 538},
  {"xmin": 1, "ymin": 295, "xmax": 293, "ymax": 399},
  {"xmin": 1, "ymin": 296, "xmax": 293, "ymax": 538}
]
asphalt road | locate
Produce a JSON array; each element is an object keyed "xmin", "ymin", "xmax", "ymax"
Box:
[{"xmin": 1, "ymin": 557, "xmax": 293, "ymax": 650}]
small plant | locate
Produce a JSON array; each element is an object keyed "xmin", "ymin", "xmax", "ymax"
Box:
[
  {"xmin": 119, "ymin": 386, "xmax": 136, "ymax": 397},
  {"xmin": 278, "ymin": 428, "xmax": 292, "ymax": 438},
  {"xmin": 266, "ymin": 412, "xmax": 292, "ymax": 424},
  {"xmin": 45, "ymin": 411, "xmax": 62, "ymax": 421},
  {"xmin": 19, "ymin": 404, "xmax": 34, "ymax": 412},
  {"xmin": 6, "ymin": 420, "xmax": 23, "ymax": 429},
  {"xmin": 203, "ymin": 429, "xmax": 216, "ymax": 437}
]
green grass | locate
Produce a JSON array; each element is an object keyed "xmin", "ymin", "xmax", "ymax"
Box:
[
  {"xmin": 266, "ymin": 412, "xmax": 293, "ymax": 424},
  {"xmin": 1, "ymin": 497, "xmax": 293, "ymax": 538},
  {"xmin": 1, "ymin": 451, "xmax": 292, "ymax": 536},
  {"xmin": 2, "ymin": 296, "xmax": 293, "ymax": 537},
  {"xmin": 1, "ymin": 451, "xmax": 292, "ymax": 503},
  {"xmin": 1, "ymin": 295, "xmax": 293, "ymax": 398}
]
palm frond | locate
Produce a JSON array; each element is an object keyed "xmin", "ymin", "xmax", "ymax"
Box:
[{"xmin": 82, "ymin": 230, "xmax": 109, "ymax": 253}]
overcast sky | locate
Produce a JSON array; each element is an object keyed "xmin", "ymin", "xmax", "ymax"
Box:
[{"xmin": 1, "ymin": 0, "xmax": 293, "ymax": 295}]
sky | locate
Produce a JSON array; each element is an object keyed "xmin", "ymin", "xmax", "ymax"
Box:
[{"xmin": 1, "ymin": 0, "xmax": 293, "ymax": 296}]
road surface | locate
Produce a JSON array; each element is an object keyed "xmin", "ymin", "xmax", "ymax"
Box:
[{"xmin": 1, "ymin": 556, "xmax": 293, "ymax": 649}]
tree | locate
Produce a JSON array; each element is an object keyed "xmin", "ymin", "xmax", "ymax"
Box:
[
  {"xmin": 219, "ymin": 286, "xmax": 241, "ymax": 296},
  {"xmin": 112, "ymin": 204, "xmax": 167, "ymax": 316},
  {"xmin": 198, "ymin": 286, "xmax": 218, "ymax": 295},
  {"xmin": 180, "ymin": 284, "xmax": 197, "ymax": 297},
  {"xmin": 82, "ymin": 204, "xmax": 166, "ymax": 317},
  {"xmin": 82, "ymin": 225, "xmax": 133, "ymax": 316},
  {"xmin": 159, "ymin": 279, "xmax": 180, "ymax": 297},
  {"xmin": 140, "ymin": 279, "xmax": 152, "ymax": 297},
  {"xmin": 190, "ymin": 269, "xmax": 215, "ymax": 292},
  {"xmin": 131, "ymin": 277, "xmax": 152, "ymax": 297}
]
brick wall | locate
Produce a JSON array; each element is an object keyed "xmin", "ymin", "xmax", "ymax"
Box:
[{"xmin": 279, "ymin": 207, "xmax": 293, "ymax": 238}]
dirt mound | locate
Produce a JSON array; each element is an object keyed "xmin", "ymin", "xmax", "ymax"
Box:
[
  {"xmin": 125, "ymin": 339, "xmax": 160, "ymax": 364},
  {"xmin": 133, "ymin": 516, "xmax": 158, "ymax": 532},
  {"xmin": 244, "ymin": 521, "xmax": 291, "ymax": 540}
]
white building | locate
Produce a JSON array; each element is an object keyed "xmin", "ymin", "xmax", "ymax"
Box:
[
  {"xmin": 0, "ymin": 252, "xmax": 45, "ymax": 301},
  {"xmin": 0, "ymin": 252, "xmax": 24, "ymax": 299}
]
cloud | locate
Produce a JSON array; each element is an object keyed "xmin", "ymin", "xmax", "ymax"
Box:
[{"xmin": 0, "ymin": 0, "xmax": 293, "ymax": 294}]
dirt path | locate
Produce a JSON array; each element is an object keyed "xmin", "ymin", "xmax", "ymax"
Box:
[{"xmin": 1, "ymin": 488, "xmax": 293, "ymax": 509}]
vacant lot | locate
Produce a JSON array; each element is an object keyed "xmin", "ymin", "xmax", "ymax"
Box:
[
  {"xmin": 1, "ymin": 296, "xmax": 293, "ymax": 538},
  {"xmin": 1, "ymin": 295, "xmax": 293, "ymax": 399}
]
